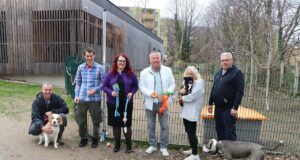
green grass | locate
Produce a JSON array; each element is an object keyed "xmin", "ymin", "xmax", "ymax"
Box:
[{"xmin": 0, "ymin": 80, "xmax": 74, "ymax": 119}]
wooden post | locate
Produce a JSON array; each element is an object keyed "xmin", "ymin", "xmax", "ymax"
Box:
[{"xmin": 102, "ymin": 10, "xmax": 106, "ymax": 67}]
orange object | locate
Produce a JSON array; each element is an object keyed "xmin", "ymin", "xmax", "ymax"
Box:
[
  {"xmin": 159, "ymin": 95, "xmax": 169, "ymax": 114},
  {"xmin": 201, "ymin": 105, "xmax": 267, "ymax": 121}
]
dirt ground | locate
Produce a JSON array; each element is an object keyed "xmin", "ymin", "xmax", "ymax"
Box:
[
  {"xmin": 0, "ymin": 111, "xmax": 196, "ymax": 160},
  {"xmin": 0, "ymin": 112, "xmax": 299, "ymax": 160}
]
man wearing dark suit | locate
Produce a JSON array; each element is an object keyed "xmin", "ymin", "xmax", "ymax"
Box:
[{"xmin": 208, "ymin": 52, "xmax": 244, "ymax": 141}]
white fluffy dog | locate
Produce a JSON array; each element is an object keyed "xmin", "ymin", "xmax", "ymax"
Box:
[{"xmin": 38, "ymin": 114, "xmax": 63, "ymax": 148}]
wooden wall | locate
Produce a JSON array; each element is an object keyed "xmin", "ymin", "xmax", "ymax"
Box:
[
  {"xmin": 0, "ymin": 0, "xmax": 163, "ymax": 74},
  {"xmin": 0, "ymin": 0, "xmax": 33, "ymax": 74},
  {"xmin": 0, "ymin": 10, "xmax": 8, "ymax": 65}
]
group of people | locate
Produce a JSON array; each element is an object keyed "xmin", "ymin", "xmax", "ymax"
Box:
[{"xmin": 28, "ymin": 47, "xmax": 244, "ymax": 160}]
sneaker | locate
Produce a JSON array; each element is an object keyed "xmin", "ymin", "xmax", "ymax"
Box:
[
  {"xmin": 145, "ymin": 146, "xmax": 157, "ymax": 154},
  {"xmin": 79, "ymin": 139, "xmax": 88, "ymax": 148},
  {"xmin": 184, "ymin": 154, "xmax": 200, "ymax": 160},
  {"xmin": 91, "ymin": 138, "xmax": 98, "ymax": 148},
  {"xmin": 160, "ymin": 148, "xmax": 169, "ymax": 157},
  {"xmin": 183, "ymin": 149, "xmax": 192, "ymax": 155}
]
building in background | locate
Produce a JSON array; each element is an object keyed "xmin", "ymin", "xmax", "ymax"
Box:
[
  {"xmin": 119, "ymin": 7, "xmax": 160, "ymax": 36},
  {"xmin": 0, "ymin": 0, "xmax": 163, "ymax": 75}
]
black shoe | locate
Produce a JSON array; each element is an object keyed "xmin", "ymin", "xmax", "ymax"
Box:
[
  {"xmin": 57, "ymin": 138, "xmax": 64, "ymax": 146},
  {"xmin": 113, "ymin": 140, "xmax": 121, "ymax": 153},
  {"xmin": 79, "ymin": 139, "xmax": 88, "ymax": 147},
  {"xmin": 125, "ymin": 141, "xmax": 132, "ymax": 153},
  {"xmin": 113, "ymin": 146, "xmax": 120, "ymax": 152},
  {"xmin": 91, "ymin": 138, "xmax": 98, "ymax": 148},
  {"xmin": 125, "ymin": 147, "xmax": 133, "ymax": 153}
]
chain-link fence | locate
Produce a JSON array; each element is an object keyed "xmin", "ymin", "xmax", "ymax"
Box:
[{"xmin": 65, "ymin": 59, "xmax": 300, "ymax": 155}]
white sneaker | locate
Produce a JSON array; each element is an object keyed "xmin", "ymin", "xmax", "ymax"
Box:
[
  {"xmin": 184, "ymin": 154, "xmax": 200, "ymax": 160},
  {"xmin": 183, "ymin": 149, "xmax": 192, "ymax": 155},
  {"xmin": 145, "ymin": 146, "xmax": 157, "ymax": 154},
  {"xmin": 160, "ymin": 148, "xmax": 169, "ymax": 157}
]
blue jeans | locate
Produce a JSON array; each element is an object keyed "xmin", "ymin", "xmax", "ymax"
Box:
[{"xmin": 145, "ymin": 103, "xmax": 169, "ymax": 148}]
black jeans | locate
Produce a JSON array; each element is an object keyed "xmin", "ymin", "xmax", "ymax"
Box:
[
  {"xmin": 74, "ymin": 101, "xmax": 102, "ymax": 140},
  {"xmin": 214, "ymin": 107, "xmax": 237, "ymax": 141},
  {"xmin": 183, "ymin": 118, "xmax": 198, "ymax": 155}
]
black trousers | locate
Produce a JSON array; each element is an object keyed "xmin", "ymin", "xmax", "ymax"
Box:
[
  {"xmin": 183, "ymin": 118, "xmax": 198, "ymax": 155},
  {"xmin": 214, "ymin": 107, "xmax": 237, "ymax": 141}
]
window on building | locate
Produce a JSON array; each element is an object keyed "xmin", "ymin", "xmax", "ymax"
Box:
[
  {"xmin": 0, "ymin": 11, "xmax": 7, "ymax": 63},
  {"xmin": 32, "ymin": 10, "xmax": 103, "ymax": 63}
]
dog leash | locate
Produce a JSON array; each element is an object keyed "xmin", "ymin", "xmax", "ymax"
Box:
[
  {"xmin": 123, "ymin": 96, "xmax": 130, "ymax": 133},
  {"xmin": 112, "ymin": 83, "xmax": 120, "ymax": 117},
  {"xmin": 123, "ymin": 97, "xmax": 129, "ymax": 120}
]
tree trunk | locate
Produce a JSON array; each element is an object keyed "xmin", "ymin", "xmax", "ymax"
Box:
[
  {"xmin": 277, "ymin": 0, "xmax": 284, "ymax": 90},
  {"xmin": 254, "ymin": 65, "xmax": 258, "ymax": 86},
  {"xmin": 293, "ymin": 62, "xmax": 299, "ymax": 96},
  {"xmin": 279, "ymin": 61, "xmax": 285, "ymax": 90},
  {"xmin": 265, "ymin": 0, "xmax": 273, "ymax": 110},
  {"xmin": 179, "ymin": 19, "xmax": 186, "ymax": 59},
  {"xmin": 247, "ymin": 0, "xmax": 254, "ymax": 98}
]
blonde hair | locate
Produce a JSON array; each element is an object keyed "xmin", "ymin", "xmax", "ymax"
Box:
[{"xmin": 183, "ymin": 66, "xmax": 202, "ymax": 80}]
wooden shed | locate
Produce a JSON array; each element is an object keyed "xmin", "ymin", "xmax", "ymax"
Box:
[
  {"xmin": 0, "ymin": 0, "xmax": 163, "ymax": 74},
  {"xmin": 201, "ymin": 106, "xmax": 267, "ymax": 143}
]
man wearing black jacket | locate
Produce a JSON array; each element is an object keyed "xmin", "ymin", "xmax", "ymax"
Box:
[
  {"xmin": 208, "ymin": 52, "xmax": 244, "ymax": 141},
  {"xmin": 29, "ymin": 83, "xmax": 69, "ymax": 144}
]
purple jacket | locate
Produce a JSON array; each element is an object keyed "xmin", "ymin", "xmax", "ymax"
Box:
[{"xmin": 103, "ymin": 71, "xmax": 138, "ymax": 104}]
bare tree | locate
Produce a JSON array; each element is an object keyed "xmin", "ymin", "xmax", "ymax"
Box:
[
  {"xmin": 242, "ymin": 0, "xmax": 266, "ymax": 98},
  {"xmin": 265, "ymin": 0, "xmax": 273, "ymax": 110},
  {"xmin": 167, "ymin": 0, "xmax": 202, "ymax": 61},
  {"xmin": 160, "ymin": 18, "xmax": 177, "ymax": 66},
  {"xmin": 202, "ymin": 0, "xmax": 300, "ymax": 108},
  {"xmin": 132, "ymin": 0, "xmax": 149, "ymax": 24},
  {"xmin": 275, "ymin": 0, "xmax": 300, "ymax": 89}
]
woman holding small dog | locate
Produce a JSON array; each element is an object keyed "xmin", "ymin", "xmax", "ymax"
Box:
[
  {"xmin": 178, "ymin": 66, "xmax": 205, "ymax": 160},
  {"xmin": 103, "ymin": 54, "xmax": 138, "ymax": 153}
]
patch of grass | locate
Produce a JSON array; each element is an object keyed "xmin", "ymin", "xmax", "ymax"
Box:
[{"xmin": 0, "ymin": 80, "xmax": 74, "ymax": 119}]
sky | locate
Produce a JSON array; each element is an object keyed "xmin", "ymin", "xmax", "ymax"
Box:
[{"xmin": 109, "ymin": 0, "xmax": 211, "ymax": 18}]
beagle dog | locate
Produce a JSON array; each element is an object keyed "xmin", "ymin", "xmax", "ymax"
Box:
[
  {"xmin": 202, "ymin": 139, "xmax": 283, "ymax": 160},
  {"xmin": 38, "ymin": 113, "xmax": 63, "ymax": 148}
]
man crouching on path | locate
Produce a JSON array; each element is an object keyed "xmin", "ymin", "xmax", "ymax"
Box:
[{"xmin": 29, "ymin": 82, "xmax": 69, "ymax": 145}]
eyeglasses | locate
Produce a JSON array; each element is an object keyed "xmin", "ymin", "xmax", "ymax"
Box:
[
  {"xmin": 221, "ymin": 59, "xmax": 230, "ymax": 62},
  {"xmin": 118, "ymin": 60, "xmax": 126, "ymax": 63}
]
